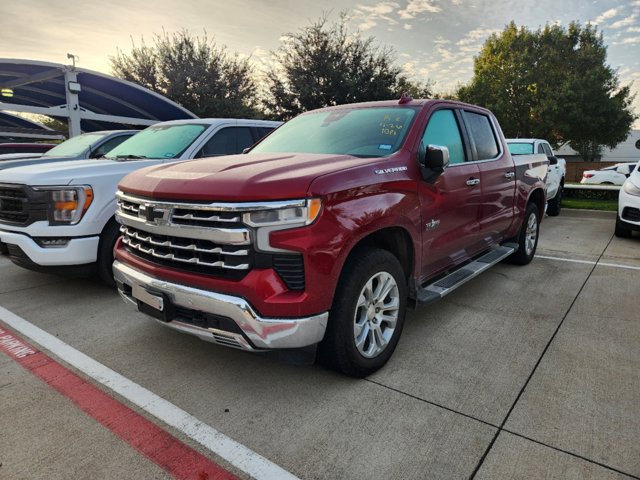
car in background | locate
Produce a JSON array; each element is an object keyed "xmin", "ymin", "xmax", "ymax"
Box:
[
  {"xmin": 615, "ymin": 159, "xmax": 640, "ymax": 238},
  {"xmin": 0, "ymin": 118, "xmax": 281, "ymax": 286},
  {"xmin": 0, "ymin": 143, "xmax": 56, "ymax": 161},
  {"xmin": 507, "ymin": 138, "xmax": 566, "ymax": 216},
  {"xmin": 0, "ymin": 131, "xmax": 137, "ymax": 170},
  {"xmin": 581, "ymin": 163, "xmax": 637, "ymax": 186}
]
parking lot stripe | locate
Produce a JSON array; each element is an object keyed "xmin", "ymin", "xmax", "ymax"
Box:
[
  {"xmin": 0, "ymin": 306, "xmax": 299, "ymax": 480},
  {"xmin": 536, "ymin": 254, "xmax": 640, "ymax": 271}
]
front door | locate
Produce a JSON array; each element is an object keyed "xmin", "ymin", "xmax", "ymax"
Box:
[{"xmin": 417, "ymin": 109, "xmax": 484, "ymax": 282}]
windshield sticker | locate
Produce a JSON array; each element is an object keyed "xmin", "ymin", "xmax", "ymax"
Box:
[
  {"xmin": 379, "ymin": 115, "xmax": 405, "ymax": 136},
  {"xmin": 378, "ymin": 144, "xmax": 392, "ymax": 150}
]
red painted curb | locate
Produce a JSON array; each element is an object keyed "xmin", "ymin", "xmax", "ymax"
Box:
[{"xmin": 0, "ymin": 327, "xmax": 240, "ymax": 480}]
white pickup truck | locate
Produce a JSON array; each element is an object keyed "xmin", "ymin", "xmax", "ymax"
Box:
[
  {"xmin": 507, "ymin": 138, "xmax": 566, "ymax": 216},
  {"xmin": 0, "ymin": 118, "xmax": 281, "ymax": 285}
]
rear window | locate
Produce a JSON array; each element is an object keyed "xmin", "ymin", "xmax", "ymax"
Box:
[
  {"xmin": 507, "ymin": 142, "xmax": 534, "ymax": 155},
  {"xmin": 464, "ymin": 111, "xmax": 499, "ymax": 160}
]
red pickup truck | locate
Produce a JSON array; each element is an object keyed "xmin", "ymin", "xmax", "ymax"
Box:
[{"xmin": 113, "ymin": 98, "xmax": 548, "ymax": 377}]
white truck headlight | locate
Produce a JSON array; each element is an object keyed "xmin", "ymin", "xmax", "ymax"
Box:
[
  {"xmin": 34, "ymin": 186, "xmax": 94, "ymax": 225},
  {"xmin": 623, "ymin": 180, "xmax": 640, "ymax": 197},
  {"xmin": 243, "ymin": 198, "xmax": 322, "ymax": 252}
]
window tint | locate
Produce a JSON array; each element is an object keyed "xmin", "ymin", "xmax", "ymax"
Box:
[
  {"xmin": 508, "ymin": 142, "xmax": 534, "ymax": 155},
  {"xmin": 537, "ymin": 144, "xmax": 545, "ymax": 154},
  {"xmin": 542, "ymin": 143, "xmax": 553, "ymax": 156},
  {"xmin": 421, "ymin": 109, "xmax": 465, "ymax": 164},
  {"xmin": 251, "ymin": 107, "xmax": 417, "ymax": 158},
  {"xmin": 106, "ymin": 123, "xmax": 207, "ymax": 159},
  {"xmin": 464, "ymin": 111, "xmax": 499, "ymax": 160},
  {"xmin": 199, "ymin": 127, "xmax": 254, "ymax": 157},
  {"xmin": 92, "ymin": 134, "xmax": 133, "ymax": 157},
  {"xmin": 43, "ymin": 132, "xmax": 108, "ymax": 157}
]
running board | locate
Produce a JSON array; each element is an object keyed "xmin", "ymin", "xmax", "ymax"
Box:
[{"xmin": 416, "ymin": 243, "xmax": 518, "ymax": 305}]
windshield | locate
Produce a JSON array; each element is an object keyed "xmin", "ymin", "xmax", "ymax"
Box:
[
  {"xmin": 507, "ymin": 142, "xmax": 534, "ymax": 155},
  {"xmin": 250, "ymin": 107, "xmax": 418, "ymax": 158},
  {"xmin": 43, "ymin": 133, "xmax": 109, "ymax": 157},
  {"xmin": 105, "ymin": 123, "xmax": 208, "ymax": 160}
]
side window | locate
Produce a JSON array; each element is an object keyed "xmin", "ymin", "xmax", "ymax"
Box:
[
  {"xmin": 464, "ymin": 111, "xmax": 499, "ymax": 160},
  {"xmin": 92, "ymin": 135, "xmax": 132, "ymax": 157},
  {"xmin": 198, "ymin": 127, "xmax": 254, "ymax": 157},
  {"xmin": 256, "ymin": 127, "xmax": 275, "ymax": 140},
  {"xmin": 542, "ymin": 143, "xmax": 553, "ymax": 157},
  {"xmin": 421, "ymin": 109, "xmax": 465, "ymax": 164},
  {"xmin": 537, "ymin": 144, "xmax": 545, "ymax": 154}
]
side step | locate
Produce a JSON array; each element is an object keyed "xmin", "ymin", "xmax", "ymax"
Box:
[{"xmin": 416, "ymin": 243, "xmax": 518, "ymax": 305}]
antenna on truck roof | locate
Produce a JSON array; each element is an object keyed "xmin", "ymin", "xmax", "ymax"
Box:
[{"xmin": 398, "ymin": 92, "xmax": 413, "ymax": 104}]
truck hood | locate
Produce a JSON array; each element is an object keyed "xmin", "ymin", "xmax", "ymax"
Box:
[
  {"xmin": 119, "ymin": 153, "xmax": 372, "ymax": 201},
  {"xmin": 0, "ymin": 154, "xmax": 87, "ymax": 171},
  {"xmin": 0, "ymin": 158, "xmax": 166, "ymax": 186}
]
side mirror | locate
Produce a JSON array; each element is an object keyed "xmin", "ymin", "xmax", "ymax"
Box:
[
  {"xmin": 418, "ymin": 144, "xmax": 450, "ymax": 183},
  {"xmin": 548, "ymin": 156, "xmax": 558, "ymax": 165}
]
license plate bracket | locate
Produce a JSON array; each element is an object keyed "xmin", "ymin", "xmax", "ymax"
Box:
[{"xmin": 132, "ymin": 283, "xmax": 175, "ymax": 322}]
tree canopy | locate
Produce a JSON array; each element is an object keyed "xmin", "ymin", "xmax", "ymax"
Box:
[
  {"xmin": 110, "ymin": 30, "xmax": 260, "ymax": 118},
  {"xmin": 263, "ymin": 15, "xmax": 431, "ymax": 120},
  {"xmin": 457, "ymin": 22, "xmax": 636, "ymax": 160}
]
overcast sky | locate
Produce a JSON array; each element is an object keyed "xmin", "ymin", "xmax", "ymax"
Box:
[{"xmin": 1, "ymin": 0, "xmax": 639, "ymax": 125}]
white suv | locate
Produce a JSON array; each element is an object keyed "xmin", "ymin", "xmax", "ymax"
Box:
[
  {"xmin": 615, "ymin": 159, "xmax": 640, "ymax": 238},
  {"xmin": 0, "ymin": 118, "xmax": 281, "ymax": 285}
]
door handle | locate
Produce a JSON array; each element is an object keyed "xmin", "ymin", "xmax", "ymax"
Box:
[
  {"xmin": 466, "ymin": 178, "xmax": 480, "ymax": 186},
  {"xmin": 504, "ymin": 171, "xmax": 515, "ymax": 179}
]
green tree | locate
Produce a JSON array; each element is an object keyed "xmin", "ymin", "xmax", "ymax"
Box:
[
  {"xmin": 264, "ymin": 14, "xmax": 431, "ymax": 120},
  {"xmin": 110, "ymin": 30, "xmax": 261, "ymax": 118},
  {"xmin": 457, "ymin": 22, "xmax": 636, "ymax": 160}
]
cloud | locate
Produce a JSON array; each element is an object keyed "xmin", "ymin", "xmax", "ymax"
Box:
[
  {"xmin": 610, "ymin": 15, "xmax": 638, "ymax": 29},
  {"xmin": 404, "ymin": 23, "xmax": 413, "ymax": 30},
  {"xmin": 353, "ymin": 2, "xmax": 400, "ymax": 30},
  {"xmin": 618, "ymin": 36, "xmax": 640, "ymax": 44},
  {"xmin": 591, "ymin": 8, "xmax": 620, "ymax": 25},
  {"xmin": 456, "ymin": 28, "xmax": 500, "ymax": 46},
  {"xmin": 398, "ymin": 0, "xmax": 442, "ymax": 20}
]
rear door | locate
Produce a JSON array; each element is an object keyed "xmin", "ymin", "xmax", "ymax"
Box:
[
  {"xmin": 462, "ymin": 110, "xmax": 516, "ymax": 245},
  {"xmin": 417, "ymin": 108, "xmax": 484, "ymax": 280}
]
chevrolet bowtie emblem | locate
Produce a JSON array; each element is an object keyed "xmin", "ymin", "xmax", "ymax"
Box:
[{"xmin": 138, "ymin": 204, "xmax": 165, "ymax": 223}]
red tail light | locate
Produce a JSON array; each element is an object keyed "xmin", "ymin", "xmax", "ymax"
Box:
[{"xmin": 583, "ymin": 173, "xmax": 594, "ymax": 178}]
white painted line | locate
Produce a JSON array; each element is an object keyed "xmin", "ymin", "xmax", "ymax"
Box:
[
  {"xmin": 536, "ymin": 255, "xmax": 596, "ymax": 266},
  {"xmin": 0, "ymin": 306, "xmax": 299, "ymax": 480},
  {"xmin": 536, "ymin": 255, "xmax": 640, "ymax": 271}
]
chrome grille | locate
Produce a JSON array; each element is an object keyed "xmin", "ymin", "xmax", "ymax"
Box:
[
  {"xmin": 121, "ymin": 225, "xmax": 251, "ymax": 271},
  {"xmin": 172, "ymin": 209, "xmax": 241, "ymax": 228}
]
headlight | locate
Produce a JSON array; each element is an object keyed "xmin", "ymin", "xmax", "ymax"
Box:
[
  {"xmin": 243, "ymin": 198, "xmax": 322, "ymax": 252},
  {"xmin": 243, "ymin": 198, "xmax": 322, "ymax": 227},
  {"xmin": 623, "ymin": 180, "xmax": 640, "ymax": 197},
  {"xmin": 34, "ymin": 186, "xmax": 94, "ymax": 225}
]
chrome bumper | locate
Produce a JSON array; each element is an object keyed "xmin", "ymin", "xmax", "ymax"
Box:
[{"xmin": 113, "ymin": 260, "xmax": 328, "ymax": 351}]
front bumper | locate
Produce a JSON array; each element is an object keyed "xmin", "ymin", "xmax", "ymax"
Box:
[
  {"xmin": 619, "ymin": 188, "xmax": 640, "ymax": 231},
  {"xmin": 113, "ymin": 260, "xmax": 328, "ymax": 351},
  {"xmin": 0, "ymin": 229, "xmax": 99, "ymax": 266}
]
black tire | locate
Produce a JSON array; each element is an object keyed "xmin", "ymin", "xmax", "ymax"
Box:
[
  {"xmin": 319, "ymin": 248, "xmax": 407, "ymax": 378},
  {"xmin": 614, "ymin": 215, "xmax": 632, "ymax": 238},
  {"xmin": 508, "ymin": 203, "xmax": 540, "ymax": 265},
  {"xmin": 97, "ymin": 219, "xmax": 121, "ymax": 287},
  {"xmin": 546, "ymin": 184, "xmax": 562, "ymax": 216}
]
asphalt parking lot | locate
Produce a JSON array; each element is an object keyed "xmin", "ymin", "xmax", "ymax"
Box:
[{"xmin": 1, "ymin": 209, "xmax": 638, "ymax": 480}]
